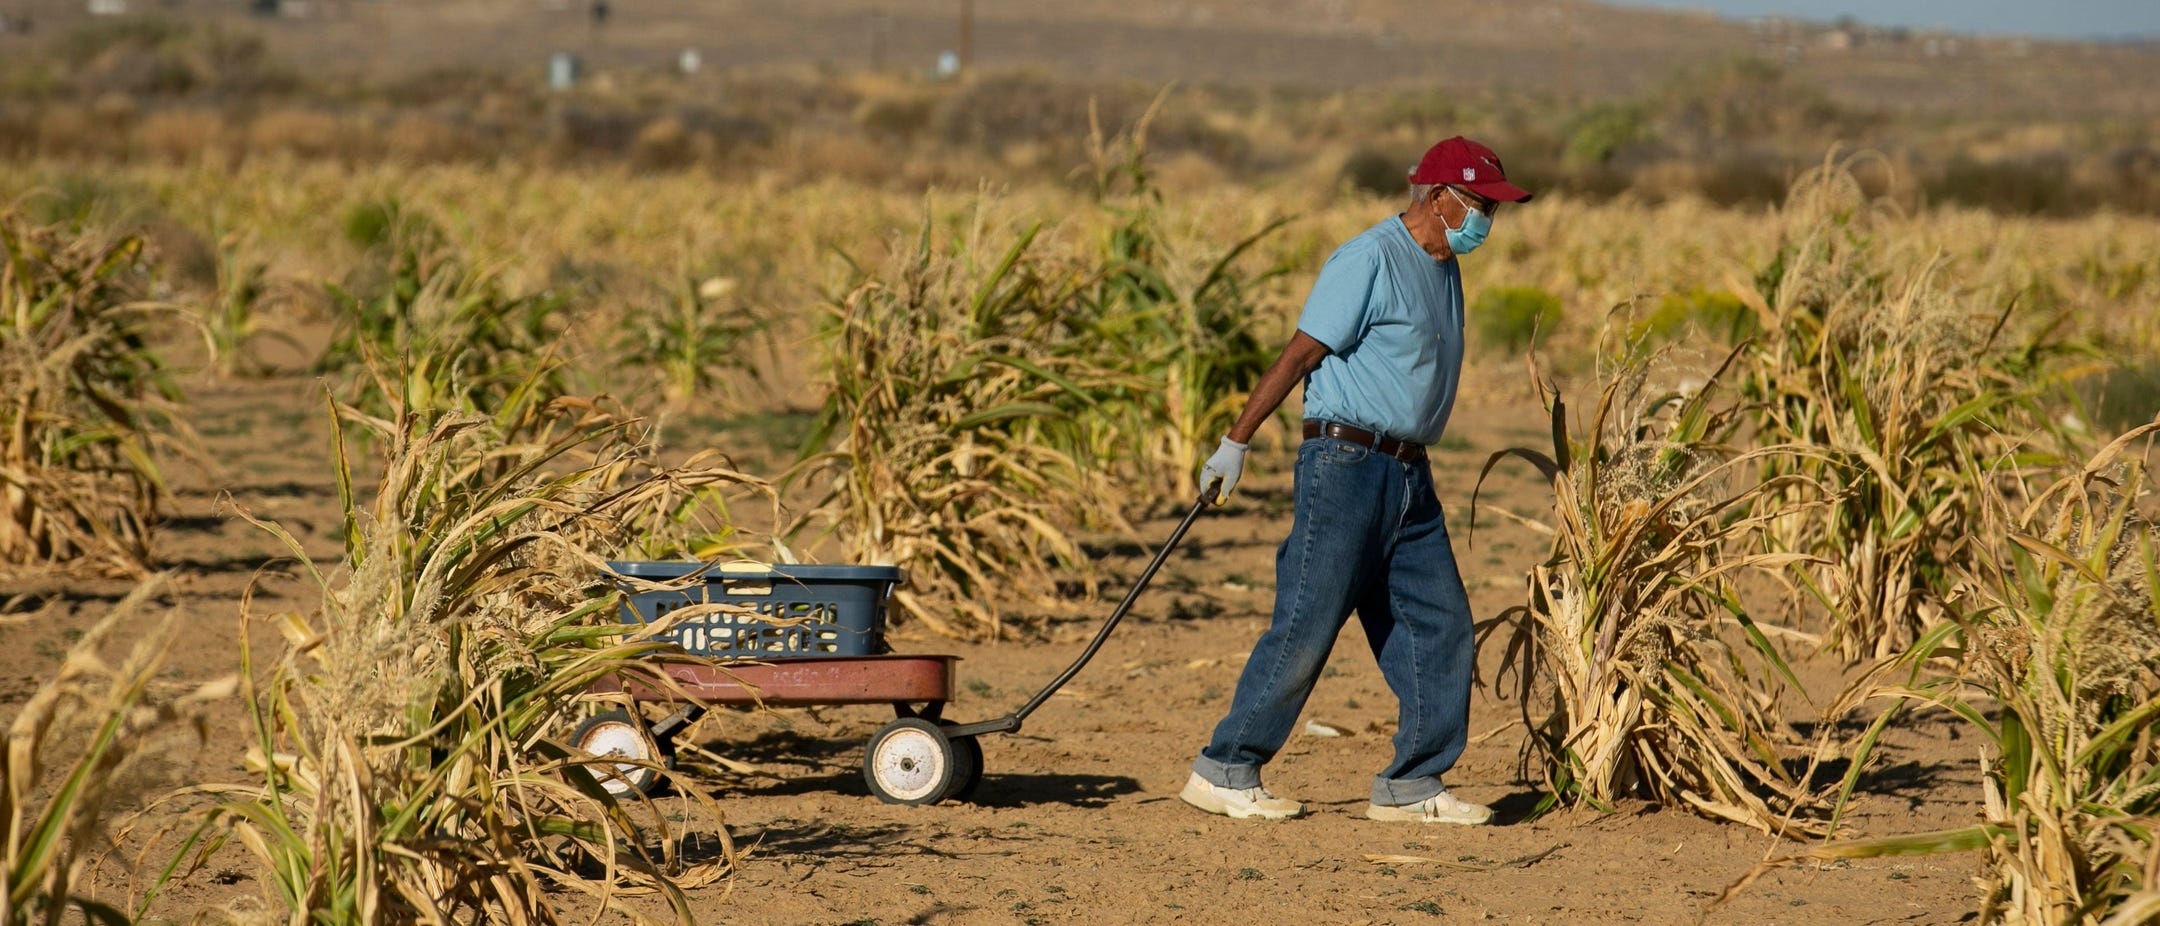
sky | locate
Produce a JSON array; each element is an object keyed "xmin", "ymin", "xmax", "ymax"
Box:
[{"xmin": 1609, "ymin": 0, "xmax": 2160, "ymax": 40}]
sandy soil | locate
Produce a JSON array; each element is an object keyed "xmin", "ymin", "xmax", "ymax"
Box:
[{"xmin": 2, "ymin": 361, "xmax": 1988, "ymax": 926}]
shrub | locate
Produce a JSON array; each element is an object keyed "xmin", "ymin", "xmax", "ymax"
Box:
[
  {"xmin": 1933, "ymin": 154, "xmax": 2088, "ymax": 216},
  {"xmin": 932, "ymin": 72, "xmax": 1133, "ymax": 155},
  {"xmin": 340, "ymin": 197, "xmax": 406, "ymax": 252},
  {"xmin": 1562, "ymin": 104, "xmax": 1648, "ymax": 169},
  {"xmin": 1339, "ymin": 146, "xmax": 1410, "ymax": 198},
  {"xmin": 1473, "ymin": 285, "xmax": 1563, "ymax": 355},
  {"xmin": 2083, "ymin": 358, "xmax": 2160, "ymax": 435},
  {"xmin": 854, "ymin": 93, "xmax": 937, "ymax": 140},
  {"xmin": 1632, "ymin": 288, "xmax": 1754, "ymax": 346}
]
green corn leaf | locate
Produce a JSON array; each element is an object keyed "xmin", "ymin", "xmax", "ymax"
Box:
[
  {"xmin": 953, "ymin": 402, "xmax": 1067, "ymax": 430},
  {"xmin": 967, "ymin": 222, "xmax": 1042, "ymax": 329},
  {"xmin": 1806, "ymin": 824, "xmax": 2007, "ymax": 859},
  {"xmin": 1723, "ymin": 591, "xmax": 1807, "ymax": 698},
  {"xmin": 978, "ymin": 354, "xmax": 1102, "ymax": 407},
  {"xmin": 2077, "ymin": 697, "xmax": 2160, "ymax": 771},
  {"xmin": 1827, "ymin": 698, "xmax": 1908, "ymax": 841},
  {"xmin": 1194, "ymin": 214, "xmax": 1295, "ymax": 303}
]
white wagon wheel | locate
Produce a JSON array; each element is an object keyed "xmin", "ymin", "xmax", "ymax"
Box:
[
  {"xmin": 863, "ymin": 717, "xmax": 966, "ymax": 805},
  {"xmin": 570, "ymin": 710, "xmax": 670, "ymax": 797}
]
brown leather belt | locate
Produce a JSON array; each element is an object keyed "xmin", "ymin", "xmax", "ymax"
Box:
[{"xmin": 1302, "ymin": 420, "xmax": 1427, "ymax": 463}]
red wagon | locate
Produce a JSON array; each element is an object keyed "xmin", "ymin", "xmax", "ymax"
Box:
[{"xmin": 573, "ymin": 501, "xmax": 1208, "ymax": 805}]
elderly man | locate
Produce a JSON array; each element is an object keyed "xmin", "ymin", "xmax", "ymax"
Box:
[{"xmin": 1180, "ymin": 136, "xmax": 1531, "ymax": 824}]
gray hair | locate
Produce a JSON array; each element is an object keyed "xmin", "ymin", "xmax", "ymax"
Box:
[{"xmin": 1409, "ymin": 182, "xmax": 1442, "ymax": 205}]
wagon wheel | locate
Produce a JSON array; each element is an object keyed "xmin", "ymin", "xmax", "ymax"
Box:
[
  {"xmin": 944, "ymin": 733, "xmax": 985, "ymax": 803},
  {"xmin": 571, "ymin": 710, "xmax": 672, "ymax": 798},
  {"xmin": 863, "ymin": 717, "xmax": 963, "ymax": 805}
]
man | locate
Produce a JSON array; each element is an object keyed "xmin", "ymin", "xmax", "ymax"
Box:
[{"xmin": 1180, "ymin": 136, "xmax": 1531, "ymax": 824}]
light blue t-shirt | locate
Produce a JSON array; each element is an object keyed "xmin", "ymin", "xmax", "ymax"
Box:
[{"xmin": 1296, "ymin": 215, "xmax": 1464, "ymax": 446}]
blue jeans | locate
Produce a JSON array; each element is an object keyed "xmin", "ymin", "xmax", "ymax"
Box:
[{"xmin": 1192, "ymin": 433, "xmax": 1475, "ymax": 807}]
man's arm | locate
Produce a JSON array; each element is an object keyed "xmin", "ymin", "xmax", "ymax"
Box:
[{"xmin": 1226, "ymin": 330, "xmax": 1332, "ymax": 444}]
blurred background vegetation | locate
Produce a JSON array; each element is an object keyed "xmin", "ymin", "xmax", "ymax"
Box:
[{"xmin": 1, "ymin": 1, "xmax": 2158, "ymax": 216}]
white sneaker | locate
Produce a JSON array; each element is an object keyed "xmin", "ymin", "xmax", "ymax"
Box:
[
  {"xmin": 1178, "ymin": 772, "xmax": 1304, "ymax": 820},
  {"xmin": 1366, "ymin": 789, "xmax": 1493, "ymax": 825}
]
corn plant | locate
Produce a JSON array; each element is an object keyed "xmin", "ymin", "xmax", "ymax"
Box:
[
  {"xmin": 152, "ymin": 395, "xmax": 767, "ymax": 925},
  {"xmin": 1736, "ymin": 160, "xmax": 2078, "ymax": 661},
  {"xmin": 612, "ymin": 273, "xmax": 768, "ymax": 410},
  {"xmin": 1065, "ymin": 102, "xmax": 1291, "ymax": 503},
  {"xmin": 1796, "ymin": 419, "xmax": 2160, "ymax": 925},
  {"xmin": 1477, "ymin": 355, "xmax": 1832, "ymax": 834},
  {"xmin": 0, "ymin": 212, "xmax": 184, "ymax": 576},
  {"xmin": 318, "ymin": 219, "xmax": 566, "ymax": 424},
  {"xmin": 4, "ymin": 578, "xmax": 227, "ymax": 926},
  {"xmin": 793, "ymin": 218, "xmax": 1132, "ymax": 638},
  {"xmin": 200, "ymin": 231, "xmax": 303, "ymax": 378}
]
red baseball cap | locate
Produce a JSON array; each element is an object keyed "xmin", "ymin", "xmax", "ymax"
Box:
[{"xmin": 1410, "ymin": 136, "xmax": 1533, "ymax": 203}]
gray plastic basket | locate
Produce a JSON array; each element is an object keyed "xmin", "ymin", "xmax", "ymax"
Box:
[{"xmin": 606, "ymin": 562, "xmax": 905, "ymax": 657}]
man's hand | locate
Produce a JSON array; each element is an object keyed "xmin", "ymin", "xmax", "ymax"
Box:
[{"xmin": 1200, "ymin": 436, "xmax": 1249, "ymax": 505}]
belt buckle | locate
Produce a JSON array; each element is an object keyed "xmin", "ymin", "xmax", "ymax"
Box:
[
  {"xmin": 1332, "ymin": 421, "xmax": 1376, "ymax": 451},
  {"xmin": 1345, "ymin": 423, "xmax": 1381, "ymax": 453}
]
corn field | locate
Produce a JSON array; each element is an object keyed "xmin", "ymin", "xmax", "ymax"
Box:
[{"xmin": 0, "ymin": 123, "xmax": 2157, "ymax": 923}]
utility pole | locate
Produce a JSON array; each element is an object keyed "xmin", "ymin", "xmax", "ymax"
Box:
[
  {"xmin": 870, "ymin": 5, "xmax": 890, "ymax": 71},
  {"xmin": 1559, "ymin": 0, "xmax": 1578, "ymax": 104},
  {"xmin": 958, "ymin": 0, "xmax": 973, "ymax": 73}
]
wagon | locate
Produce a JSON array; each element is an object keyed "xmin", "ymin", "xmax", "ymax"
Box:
[{"xmin": 573, "ymin": 499, "xmax": 1208, "ymax": 805}]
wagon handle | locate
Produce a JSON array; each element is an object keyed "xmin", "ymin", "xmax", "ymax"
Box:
[{"xmin": 945, "ymin": 496, "xmax": 1211, "ymax": 738}]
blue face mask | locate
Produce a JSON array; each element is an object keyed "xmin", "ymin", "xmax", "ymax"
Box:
[{"xmin": 1444, "ymin": 188, "xmax": 1492, "ymax": 256}]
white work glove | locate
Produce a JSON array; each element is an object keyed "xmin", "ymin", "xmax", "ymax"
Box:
[{"xmin": 1199, "ymin": 436, "xmax": 1249, "ymax": 505}]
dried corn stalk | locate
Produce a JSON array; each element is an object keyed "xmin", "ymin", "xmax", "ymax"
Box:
[{"xmin": 1480, "ymin": 353, "xmax": 1831, "ymax": 834}]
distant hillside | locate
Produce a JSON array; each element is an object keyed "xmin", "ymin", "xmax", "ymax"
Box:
[{"xmin": 4, "ymin": 0, "xmax": 2157, "ymax": 117}]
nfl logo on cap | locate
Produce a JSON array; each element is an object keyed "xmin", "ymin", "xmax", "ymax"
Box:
[{"xmin": 1462, "ymin": 168, "xmax": 1476, "ymax": 181}]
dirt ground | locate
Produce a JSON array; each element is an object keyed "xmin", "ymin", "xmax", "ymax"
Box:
[{"xmin": 2, "ymin": 359, "xmax": 1989, "ymax": 926}]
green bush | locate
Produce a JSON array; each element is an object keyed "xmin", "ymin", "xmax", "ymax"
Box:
[
  {"xmin": 340, "ymin": 198, "xmax": 404, "ymax": 251},
  {"xmin": 1472, "ymin": 286, "xmax": 1562, "ymax": 354},
  {"xmin": 1562, "ymin": 104, "xmax": 1647, "ymax": 169},
  {"xmin": 2084, "ymin": 358, "xmax": 2160, "ymax": 433},
  {"xmin": 1339, "ymin": 147, "xmax": 1410, "ymax": 199},
  {"xmin": 1634, "ymin": 288, "xmax": 1755, "ymax": 345}
]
